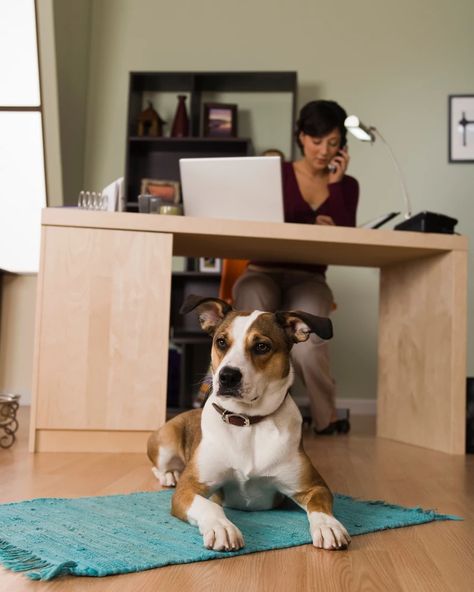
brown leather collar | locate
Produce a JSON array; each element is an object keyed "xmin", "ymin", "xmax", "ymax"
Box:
[{"xmin": 211, "ymin": 392, "xmax": 289, "ymax": 427}]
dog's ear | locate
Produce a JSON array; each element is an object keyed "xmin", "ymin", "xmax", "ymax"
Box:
[
  {"xmin": 275, "ymin": 310, "xmax": 333, "ymax": 343},
  {"xmin": 179, "ymin": 294, "xmax": 233, "ymax": 335}
]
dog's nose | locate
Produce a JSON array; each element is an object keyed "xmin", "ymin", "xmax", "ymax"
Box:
[{"xmin": 219, "ymin": 366, "xmax": 242, "ymax": 389}]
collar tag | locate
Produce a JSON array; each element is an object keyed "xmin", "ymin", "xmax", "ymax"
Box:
[{"xmin": 221, "ymin": 409, "xmax": 251, "ymax": 427}]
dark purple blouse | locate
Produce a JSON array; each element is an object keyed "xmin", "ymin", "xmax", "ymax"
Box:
[{"xmin": 252, "ymin": 161, "xmax": 359, "ymax": 275}]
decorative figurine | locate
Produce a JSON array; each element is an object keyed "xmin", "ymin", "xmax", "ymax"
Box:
[{"xmin": 137, "ymin": 101, "xmax": 166, "ymax": 137}]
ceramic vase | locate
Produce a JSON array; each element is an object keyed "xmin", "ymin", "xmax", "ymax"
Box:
[{"xmin": 170, "ymin": 95, "xmax": 189, "ymax": 137}]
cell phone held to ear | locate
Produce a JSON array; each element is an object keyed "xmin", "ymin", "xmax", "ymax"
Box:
[{"xmin": 328, "ymin": 149, "xmax": 344, "ymax": 173}]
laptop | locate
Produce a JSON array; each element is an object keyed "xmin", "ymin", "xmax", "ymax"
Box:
[{"xmin": 179, "ymin": 156, "xmax": 284, "ymax": 223}]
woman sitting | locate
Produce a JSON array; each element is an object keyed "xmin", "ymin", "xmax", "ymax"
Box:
[{"xmin": 233, "ymin": 100, "xmax": 359, "ymax": 434}]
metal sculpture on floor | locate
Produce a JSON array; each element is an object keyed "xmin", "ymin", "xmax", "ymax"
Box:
[{"xmin": 0, "ymin": 394, "xmax": 20, "ymax": 448}]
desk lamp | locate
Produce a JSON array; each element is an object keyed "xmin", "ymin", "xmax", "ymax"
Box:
[{"xmin": 344, "ymin": 115, "xmax": 457, "ymax": 233}]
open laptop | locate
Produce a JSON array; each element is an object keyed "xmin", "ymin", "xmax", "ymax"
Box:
[{"xmin": 179, "ymin": 156, "xmax": 284, "ymax": 223}]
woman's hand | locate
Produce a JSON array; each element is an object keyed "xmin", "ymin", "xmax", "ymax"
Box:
[
  {"xmin": 315, "ymin": 215, "xmax": 335, "ymax": 225},
  {"xmin": 328, "ymin": 146, "xmax": 349, "ymax": 183}
]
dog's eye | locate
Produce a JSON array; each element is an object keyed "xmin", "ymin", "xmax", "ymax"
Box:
[
  {"xmin": 254, "ymin": 342, "xmax": 271, "ymax": 355},
  {"xmin": 215, "ymin": 337, "xmax": 227, "ymax": 350}
]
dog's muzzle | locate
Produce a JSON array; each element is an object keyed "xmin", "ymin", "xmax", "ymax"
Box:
[{"xmin": 218, "ymin": 366, "xmax": 242, "ymax": 396}]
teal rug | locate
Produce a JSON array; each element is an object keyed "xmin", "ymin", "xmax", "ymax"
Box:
[{"xmin": 0, "ymin": 490, "xmax": 459, "ymax": 581}]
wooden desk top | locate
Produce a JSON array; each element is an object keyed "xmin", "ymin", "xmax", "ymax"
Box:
[{"xmin": 42, "ymin": 209, "xmax": 468, "ymax": 268}]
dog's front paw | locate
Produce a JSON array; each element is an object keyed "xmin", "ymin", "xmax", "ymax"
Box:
[
  {"xmin": 151, "ymin": 467, "xmax": 181, "ymax": 487},
  {"xmin": 309, "ymin": 512, "xmax": 351, "ymax": 550},
  {"xmin": 201, "ymin": 518, "xmax": 245, "ymax": 552}
]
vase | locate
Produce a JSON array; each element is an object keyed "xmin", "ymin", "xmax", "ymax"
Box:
[{"xmin": 170, "ymin": 95, "xmax": 189, "ymax": 137}]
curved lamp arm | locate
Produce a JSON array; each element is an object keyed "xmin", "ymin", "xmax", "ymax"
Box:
[
  {"xmin": 345, "ymin": 116, "xmax": 413, "ymax": 220},
  {"xmin": 370, "ymin": 127, "xmax": 413, "ymax": 220}
]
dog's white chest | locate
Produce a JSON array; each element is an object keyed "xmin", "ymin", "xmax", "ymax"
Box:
[
  {"xmin": 197, "ymin": 407, "xmax": 301, "ymax": 510},
  {"xmin": 205, "ymin": 436, "xmax": 286, "ymax": 510},
  {"xmin": 221, "ymin": 476, "xmax": 280, "ymax": 510}
]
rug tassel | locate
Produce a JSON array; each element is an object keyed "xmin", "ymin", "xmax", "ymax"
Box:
[
  {"xmin": 0, "ymin": 539, "xmax": 77, "ymax": 580},
  {"xmin": 335, "ymin": 495, "xmax": 461, "ymax": 521},
  {"xmin": 0, "ymin": 540, "xmax": 51, "ymax": 572},
  {"xmin": 29, "ymin": 560, "xmax": 78, "ymax": 581}
]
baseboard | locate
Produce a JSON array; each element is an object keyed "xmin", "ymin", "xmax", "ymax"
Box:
[
  {"xmin": 336, "ymin": 398, "xmax": 376, "ymax": 416},
  {"xmin": 21, "ymin": 397, "xmax": 377, "ymax": 415}
]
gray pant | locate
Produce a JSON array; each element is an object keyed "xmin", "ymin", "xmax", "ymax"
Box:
[{"xmin": 232, "ymin": 267, "xmax": 336, "ymax": 431}]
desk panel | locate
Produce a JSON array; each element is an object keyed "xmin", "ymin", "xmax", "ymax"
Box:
[
  {"xmin": 30, "ymin": 224, "xmax": 172, "ymax": 450},
  {"xmin": 378, "ymin": 251, "xmax": 467, "ymax": 453}
]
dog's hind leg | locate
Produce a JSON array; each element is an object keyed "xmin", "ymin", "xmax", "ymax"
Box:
[
  {"xmin": 151, "ymin": 450, "xmax": 184, "ymax": 487},
  {"xmin": 147, "ymin": 409, "xmax": 202, "ymax": 487},
  {"xmin": 147, "ymin": 422, "xmax": 185, "ymax": 487}
]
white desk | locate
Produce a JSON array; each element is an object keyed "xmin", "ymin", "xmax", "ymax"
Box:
[{"xmin": 29, "ymin": 209, "xmax": 468, "ymax": 454}]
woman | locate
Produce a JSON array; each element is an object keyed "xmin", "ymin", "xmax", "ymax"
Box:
[{"xmin": 233, "ymin": 100, "xmax": 359, "ymax": 434}]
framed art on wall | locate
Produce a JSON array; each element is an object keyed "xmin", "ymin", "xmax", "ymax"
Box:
[{"xmin": 448, "ymin": 95, "xmax": 474, "ymax": 162}]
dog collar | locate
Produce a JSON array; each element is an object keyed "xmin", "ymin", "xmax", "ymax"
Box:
[{"xmin": 212, "ymin": 392, "xmax": 289, "ymax": 427}]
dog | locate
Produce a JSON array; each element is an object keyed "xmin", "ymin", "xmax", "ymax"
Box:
[{"xmin": 147, "ymin": 295, "xmax": 350, "ymax": 551}]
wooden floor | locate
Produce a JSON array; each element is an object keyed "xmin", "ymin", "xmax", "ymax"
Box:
[{"xmin": 0, "ymin": 408, "xmax": 473, "ymax": 591}]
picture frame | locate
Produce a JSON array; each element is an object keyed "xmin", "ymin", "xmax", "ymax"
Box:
[
  {"xmin": 199, "ymin": 257, "xmax": 221, "ymax": 273},
  {"xmin": 448, "ymin": 95, "xmax": 474, "ymax": 163},
  {"xmin": 140, "ymin": 178, "xmax": 181, "ymax": 203},
  {"xmin": 202, "ymin": 103, "xmax": 238, "ymax": 138}
]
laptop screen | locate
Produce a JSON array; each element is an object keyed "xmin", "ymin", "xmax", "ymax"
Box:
[{"xmin": 179, "ymin": 156, "xmax": 284, "ymax": 223}]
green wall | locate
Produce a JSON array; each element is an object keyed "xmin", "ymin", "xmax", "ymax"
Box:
[
  {"xmin": 53, "ymin": 0, "xmax": 92, "ymax": 205},
  {"xmin": 54, "ymin": 0, "xmax": 474, "ymax": 401}
]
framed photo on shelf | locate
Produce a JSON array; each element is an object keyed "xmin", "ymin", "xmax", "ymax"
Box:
[
  {"xmin": 448, "ymin": 95, "xmax": 474, "ymax": 163},
  {"xmin": 140, "ymin": 178, "xmax": 181, "ymax": 203},
  {"xmin": 199, "ymin": 257, "xmax": 221, "ymax": 273},
  {"xmin": 202, "ymin": 103, "xmax": 237, "ymax": 138},
  {"xmin": 186, "ymin": 257, "xmax": 198, "ymax": 272}
]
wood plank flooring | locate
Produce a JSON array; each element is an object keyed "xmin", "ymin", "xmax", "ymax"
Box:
[{"xmin": 0, "ymin": 408, "xmax": 472, "ymax": 591}]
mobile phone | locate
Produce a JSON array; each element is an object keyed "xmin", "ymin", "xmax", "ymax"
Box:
[{"xmin": 328, "ymin": 149, "xmax": 344, "ymax": 172}]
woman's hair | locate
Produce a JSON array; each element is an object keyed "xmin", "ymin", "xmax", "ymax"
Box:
[{"xmin": 295, "ymin": 100, "xmax": 348, "ymax": 152}]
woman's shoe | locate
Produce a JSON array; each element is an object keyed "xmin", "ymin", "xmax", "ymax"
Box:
[{"xmin": 314, "ymin": 418, "xmax": 351, "ymax": 435}]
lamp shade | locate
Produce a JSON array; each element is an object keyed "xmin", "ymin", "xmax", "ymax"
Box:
[{"xmin": 344, "ymin": 115, "xmax": 375, "ymax": 142}]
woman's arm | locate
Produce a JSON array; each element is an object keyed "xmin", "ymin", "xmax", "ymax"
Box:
[{"xmin": 320, "ymin": 176, "xmax": 359, "ymax": 227}]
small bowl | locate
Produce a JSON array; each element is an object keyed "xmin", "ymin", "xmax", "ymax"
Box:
[{"xmin": 159, "ymin": 205, "xmax": 183, "ymax": 216}]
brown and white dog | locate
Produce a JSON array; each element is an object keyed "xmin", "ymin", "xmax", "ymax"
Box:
[{"xmin": 147, "ymin": 295, "xmax": 350, "ymax": 552}]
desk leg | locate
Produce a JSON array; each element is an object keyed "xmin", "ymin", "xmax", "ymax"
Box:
[
  {"xmin": 29, "ymin": 225, "xmax": 173, "ymax": 452},
  {"xmin": 377, "ymin": 251, "xmax": 467, "ymax": 454}
]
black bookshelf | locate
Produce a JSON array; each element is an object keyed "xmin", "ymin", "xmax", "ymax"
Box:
[{"xmin": 124, "ymin": 71, "xmax": 297, "ymax": 209}]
